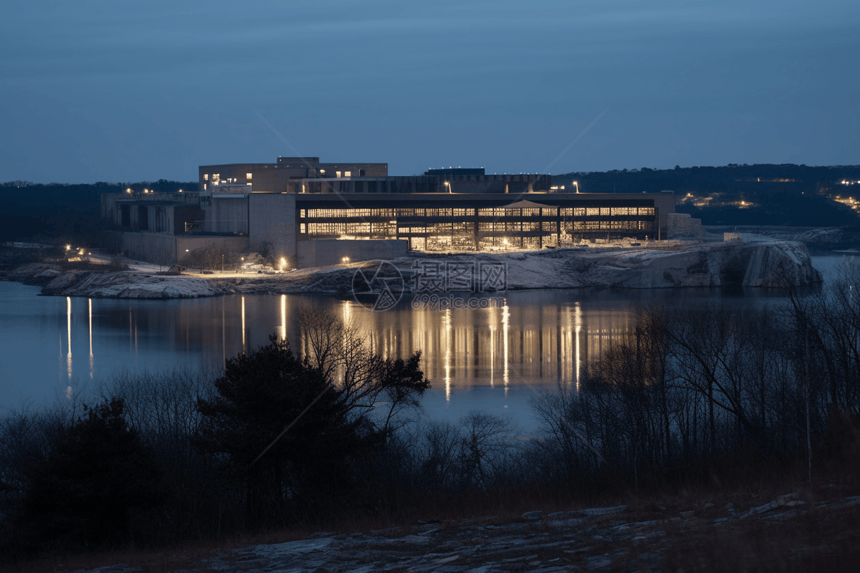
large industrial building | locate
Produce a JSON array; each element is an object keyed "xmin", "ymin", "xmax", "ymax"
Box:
[{"xmin": 101, "ymin": 156, "xmax": 676, "ymax": 267}]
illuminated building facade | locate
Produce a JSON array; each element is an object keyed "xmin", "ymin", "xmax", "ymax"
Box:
[
  {"xmin": 102, "ymin": 157, "xmax": 676, "ymax": 266},
  {"xmin": 296, "ymin": 195, "xmax": 664, "ymax": 252},
  {"xmin": 197, "ymin": 158, "xmax": 674, "ymax": 264}
]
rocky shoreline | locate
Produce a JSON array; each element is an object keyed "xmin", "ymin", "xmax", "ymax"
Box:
[{"xmin": 2, "ymin": 240, "xmax": 822, "ymax": 300}]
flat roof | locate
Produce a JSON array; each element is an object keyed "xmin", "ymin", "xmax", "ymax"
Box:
[
  {"xmin": 289, "ymin": 192, "xmax": 674, "ymax": 208},
  {"xmin": 116, "ymin": 200, "xmax": 188, "ymax": 207}
]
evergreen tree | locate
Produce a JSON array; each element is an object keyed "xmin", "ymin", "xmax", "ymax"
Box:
[
  {"xmin": 16, "ymin": 399, "xmax": 167, "ymax": 552},
  {"xmin": 194, "ymin": 333, "xmax": 428, "ymax": 525}
]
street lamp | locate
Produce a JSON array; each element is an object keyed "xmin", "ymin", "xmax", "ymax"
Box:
[
  {"xmin": 573, "ymin": 181, "xmax": 579, "ymax": 194},
  {"xmin": 444, "ymin": 181, "xmax": 452, "ymax": 193},
  {"xmin": 342, "ymin": 256, "xmax": 351, "ymax": 264}
]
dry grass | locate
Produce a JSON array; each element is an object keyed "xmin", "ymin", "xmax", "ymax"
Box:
[{"xmin": 3, "ymin": 464, "xmax": 859, "ymax": 573}]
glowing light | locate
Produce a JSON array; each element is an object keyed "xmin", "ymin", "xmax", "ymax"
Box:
[
  {"xmin": 66, "ymin": 297, "xmax": 72, "ymax": 381},
  {"xmin": 574, "ymin": 302, "xmax": 582, "ymax": 391},
  {"xmin": 65, "ymin": 244, "xmax": 71, "ymax": 251},
  {"xmin": 502, "ymin": 301, "xmax": 510, "ymax": 395},
  {"xmin": 88, "ymin": 298, "xmax": 93, "ymax": 379},
  {"xmin": 341, "ymin": 256, "xmax": 351, "ymax": 264},
  {"xmin": 279, "ymin": 257, "xmax": 287, "ymax": 271},
  {"xmin": 241, "ymin": 296, "xmax": 246, "ymax": 351},
  {"xmin": 444, "ymin": 308, "xmax": 452, "ymax": 402},
  {"xmin": 280, "ymin": 294, "xmax": 287, "ymax": 341},
  {"xmin": 343, "ymin": 300, "xmax": 351, "ymax": 325}
]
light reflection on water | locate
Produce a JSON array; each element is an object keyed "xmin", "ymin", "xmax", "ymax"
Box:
[{"xmin": 0, "ymin": 277, "xmax": 810, "ymax": 430}]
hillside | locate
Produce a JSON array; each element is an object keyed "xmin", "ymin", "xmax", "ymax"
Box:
[{"xmin": 554, "ymin": 164, "xmax": 860, "ymax": 227}]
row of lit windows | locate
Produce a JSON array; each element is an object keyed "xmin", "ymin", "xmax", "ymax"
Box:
[
  {"xmin": 203, "ymin": 173, "xmax": 253, "ymax": 182},
  {"xmin": 303, "ymin": 222, "xmax": 396, "ymax": 236},
  {"xmin": 300, "ymin": 206, "xmax": 656, "ymax": 219},
  {"xmin": 303, "ymin": 208, "xmax": 398, "ymax": 218},
  {"xmin": 561, "ymin": 221, "xmax": 651, "ymax": 230},
  {"xmin": 301, "ymin": 220, "xmax": 651, "ymax": 237}
]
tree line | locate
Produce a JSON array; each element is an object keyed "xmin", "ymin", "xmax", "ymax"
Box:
[{"xmin": 0, "ymin": 180, "xmax": 197, "ymax": 244}]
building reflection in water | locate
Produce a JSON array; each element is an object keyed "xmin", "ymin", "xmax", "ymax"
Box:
[
  {"xmin": 91, "ymin": 292, "xmax": 640, "ymax": 400},
  {"xmin": 339, "ymin": 293, "xmax": 636, "ymax": 395}
]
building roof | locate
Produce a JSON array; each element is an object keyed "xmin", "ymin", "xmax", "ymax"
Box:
[{"xmin": 502, "ymin": 199, "xmax": 554, "ymax": 209}]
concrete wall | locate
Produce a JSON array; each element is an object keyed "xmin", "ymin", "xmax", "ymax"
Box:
[
  {"xmin": 119, "ymin": 232, "xmax": 248, "ymax": 265},
  {"xmin": 297, "ymin": 239, "xmax": 408, "ymax": 269},
  {"xmin": 248, "ymin": 193, "xmax": 297, "ymax": 264},
  {"xmin": 120, "ymin": 232, "xmax": 181, "ymax": 266},
  {"xmin": 204, "ymin": 197, "xmax": 249, "ymax": 234},
  {"xmin": 175, "ymin": 236, "xmax": 249, "ymax": 263},
  {"xmin": 667, "ymin": 212, "xmax": 704, "ymax": 239}
]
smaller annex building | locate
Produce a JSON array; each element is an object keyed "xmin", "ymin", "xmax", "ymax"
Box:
[{"xmin": 102, "ymin": 157, "xmax": 676, "ymax": 267}]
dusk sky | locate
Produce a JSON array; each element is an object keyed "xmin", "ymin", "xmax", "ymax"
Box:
[{"xmin": 2, "ymin": 0, "xmax": 858, "ymax": 183}]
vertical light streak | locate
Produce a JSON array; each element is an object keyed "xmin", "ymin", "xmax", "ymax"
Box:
[
  {"xmin": 280, "ymin": 294, "xmax": 287, "ymax": 341},
  {"xmin": 342, "ymin": 299, "xmax": 351, "ymax": 324},
  {"xmin": 575, "ymin": 301, "xmax": 582, "ymax": 391},
  {"xmin": 489, "ymin": 324, "xmax": 495, "ymax": 388},
  {"xmin": 342, "ymin": 300, "xmax": 353, "ymax": 364},
  {"xmin": 66, "ymin": 297, "xmax": 72, "ymax": 383},
  {"xmin": 221, "ymin": 297, "xmax": 226, "ymax": 364},
  {"xmin": 88, "ymin": 298, "xmax": 94, "ymax": 379},
  {"xmin": 444, "ymin": 308, "xmax": 452, "ymax": 402},
  {"xmin": 241, "ymin": 296, "xmax": 246, "ymax": 352},
  {"xmin": 502, "ymin": 300, "xmax": 510, "ymax": 396}
]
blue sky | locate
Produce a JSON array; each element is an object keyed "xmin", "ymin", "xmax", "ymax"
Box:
[{"xmin": 1, "ymin": 0, "xmax": 858, "ymax": 182}]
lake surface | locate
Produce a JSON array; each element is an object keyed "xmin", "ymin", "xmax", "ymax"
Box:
[{"xmin": 0, "ymin": 256, "xmax": 847, "ymax": 430}]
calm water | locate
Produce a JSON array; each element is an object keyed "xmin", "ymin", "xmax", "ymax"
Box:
[{"xmin": 0, "ymin": 256, "xmax": 844, "ymax": 429}]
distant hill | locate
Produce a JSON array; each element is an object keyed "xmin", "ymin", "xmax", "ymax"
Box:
[
  {"xmin": 554, "ymin": 164, "xmax": 860, "ymax": 227},
  {"xmin": 0, "ymin": 180, "xmax": 196, "ymax": 243}
]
